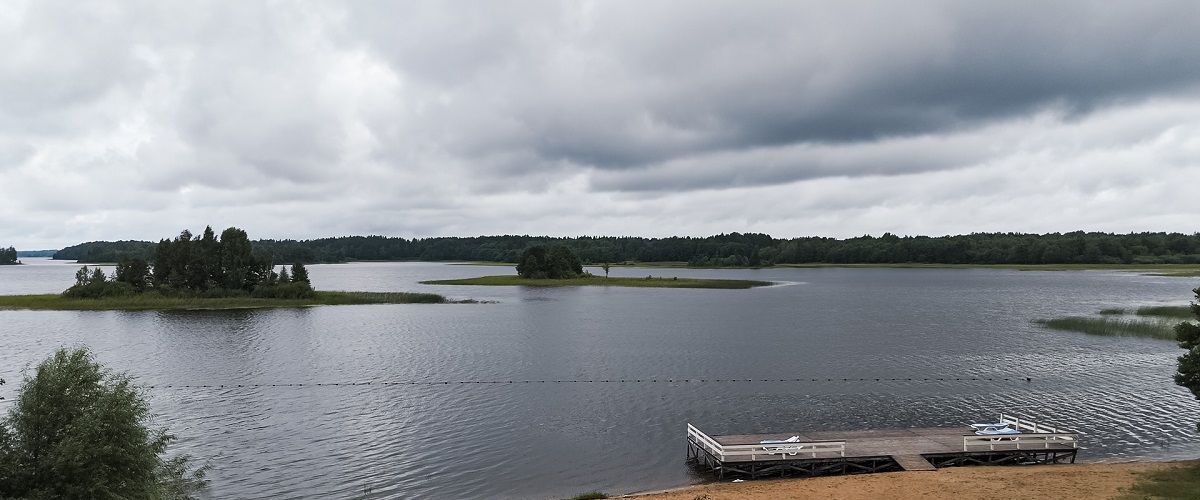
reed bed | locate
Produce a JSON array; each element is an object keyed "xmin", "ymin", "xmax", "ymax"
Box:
[
  {"xmin": 1135, "ymin": 305, "xmax": 1195, "ymax": 319},
  {"xmin": 1034, "ymin": 317, "xmax": 1180, "ymax": 340}
]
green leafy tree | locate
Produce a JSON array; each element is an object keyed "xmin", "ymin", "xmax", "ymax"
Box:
[
  {"xmin": 291, "ymin": 262, "xmax": 310, "ymax": 284},
  {"xmin": 64, "ymin": 266, "xmax": 133, "ymax": 299},
  {"xmin": 278, "ymin": 266, "xmax": 290, "ymax": 283},
  {"xmin": 219, "ymin": 228, "xmax": 256, "ymax": 291},
  {"xmin": 516, "ymin": 245, "xmax": 583, "ymax": 279},
  {"xmin": 115, "ymin": 258, "xmax": 151, "ymax": 292},
  {"xmin": 601, "ymin": 262, "xmax": 611, "ymax": 278},
  {"xmin": 1175, "ymin": 286, "xmax": 1200, "ymax": 429},
  {"xmin": 0, "ymin": 246, "xmax": 17, "ymax": 265},
  {"xmin": 0, "ymin": 348, "xmax": 206, "ymax": 498}
]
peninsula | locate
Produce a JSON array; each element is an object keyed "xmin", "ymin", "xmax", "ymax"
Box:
[{"xmin": 423, "ymin": 244, "xmax": 772, "ymax": 289}]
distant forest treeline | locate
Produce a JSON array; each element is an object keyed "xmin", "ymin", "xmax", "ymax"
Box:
[{"xmin": 49, "ymin": 231, "xmax": 1200, "ymax": 266}]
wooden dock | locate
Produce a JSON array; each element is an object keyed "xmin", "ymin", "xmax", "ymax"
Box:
[{"xmin": 687, "ymin": 414, "xmax": 1078, "ymax": 479}]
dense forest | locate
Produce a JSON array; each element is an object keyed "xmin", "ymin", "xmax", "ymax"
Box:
[
  {"xmin": 1, "ymin": 246, "xmax": 17, "ymax": 265},
  {"xmin": 51, "ymin": 231, "xmax": 1200, "ymax": 267},
  {"xmin": 64, "ymin": 227, "xmax": 312, "ymax": 299}
]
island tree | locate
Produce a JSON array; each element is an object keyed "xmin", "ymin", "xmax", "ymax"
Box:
[
  {"xmin": 0, "ymin": 247, "xmax": 16, "ymax": 265},
  {"xmin": 66, "ymin": 227, "xmax": 314, "ymax": 299},
  {"xmin": 291, "ymin": 262, "xmax": 310, "ymax": 283},
  {"xmin": 516, "ymin": 245, "xmax": 584, "ymax": 279},
  {"xmin": 1175, "ymin": 286, "xmax": 1200, "ymax": 429}
]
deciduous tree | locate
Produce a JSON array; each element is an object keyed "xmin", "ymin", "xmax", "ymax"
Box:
[{"xmin": 0, "ymin": 348, "xmax": 206, "ymax": 498}]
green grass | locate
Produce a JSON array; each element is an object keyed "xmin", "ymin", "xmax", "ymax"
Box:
[
  {"xmin": 1099, "ymin": 307, "xmax": 1127, "ymax": 315},
  {"xmin": 0, "ymin": 291, "xmax": 453, "ymax": 311},
  {"xmin": 1034, "ymin": 317, "xmax": 1181, "ymax": 340},
  {"xmin": 421, "ymin": 274, "xmax": 773, "ymax": 289},
  {"xmin": 1118, "ymin": 461, "xmax": 1200, "ymax": 499}
]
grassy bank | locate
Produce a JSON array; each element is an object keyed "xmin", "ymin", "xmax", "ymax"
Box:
[
  {"xmin": 0, "ymin": 290, "xmax": 452, "ymax": 311},
  {"xmin": 1119, "ymin": 461, "xmax": 1200, "ymax": 499},
  {"xmin": 421, "ymin": 275, "xmax": 772, "ymax": 289},
  {"xmin": 1035, "ymin": 305, "xmax": 1195, "ymax": 340}
]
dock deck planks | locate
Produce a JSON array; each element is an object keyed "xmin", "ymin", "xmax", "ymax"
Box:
[
  {"xmin": 711, "ymin": 427, "xmax": 1074, "ymax": 462},
  {"xmin": 891, "ymin": 454, "xmax": 936, "ymax": 471}
]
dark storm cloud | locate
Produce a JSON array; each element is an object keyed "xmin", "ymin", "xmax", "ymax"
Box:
[
  {"xmin": 333, "ymin": 1, "xmax": 1200, "ymax": 191},
  {"xmin": 2, "ymin": 1, "xmax": 1200, "ymax": 247}
]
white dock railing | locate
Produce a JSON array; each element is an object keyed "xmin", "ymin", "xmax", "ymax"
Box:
[
  {"xmin": 999, "ymin": 413, "xmax": 1063, "ymax": 434},
  {"xmin": 962, "ymin": 414, "xmax": 1078, "ymax": 451},
  {"xmin": 688, "ymin": 423, "xmax": 845, "ymax": 462}
]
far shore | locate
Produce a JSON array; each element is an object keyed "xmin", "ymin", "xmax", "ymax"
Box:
[
  {"xmin": 0, "ymin": 290, "xmax": 463, "ymax": 311},
  {"xmin": 35, "ymin": 258, "xmax": 1200, "ymax": 277},
  {"xmin": 450, "ymin": 261, "xmax": 1200, "ymax": 276},
  {"xmin": 621, "ymin": 461, "xmax": 1193, "ymax": 500}
]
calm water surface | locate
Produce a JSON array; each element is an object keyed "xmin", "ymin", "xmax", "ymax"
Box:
[{"xmin": 1, "ymin": 258, "xmax": 1198, "ymax": 498}]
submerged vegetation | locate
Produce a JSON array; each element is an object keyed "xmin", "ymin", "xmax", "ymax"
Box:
[
  {"xmin": 0, "ymin": 291, "xmax": 449, "ymax": 311},
  {"xmin": 422, "ymin": 275, "xmax": 772, "ymax": 289},
  {"xmin": 1035, "ymin": 304, "xmax": 1196, "ymax": 340},
  {"xmin": 53, "ymin": 231, "xmax": 1200, "ymax": 268}
]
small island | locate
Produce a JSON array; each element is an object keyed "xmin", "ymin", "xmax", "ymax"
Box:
[
  {"xmin": 423, "ymin": 245, "xmax": 773, "ymax": 289},
  {"xmin": 1, "ymin": 246, "xmax": 19, "ymax": 265},
  {"xmin": 0, "ymin": 226, "xmax": 457, "ymax": 311}
]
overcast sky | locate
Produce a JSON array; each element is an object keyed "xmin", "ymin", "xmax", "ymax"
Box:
[{"xmin": 2, "ymin": 1, "xmax": 1199, "ymax": 248}]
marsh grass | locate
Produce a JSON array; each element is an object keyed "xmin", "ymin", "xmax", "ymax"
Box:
[
  {"xmin": 1135, "ymin": 305, "xmax": 1195, "ymax": 319},
  {"xmin": 1099, "ymin": 308, "xmax": 1126, "ymax": 315},
  {"xmin": 0, "ymin": 290, "xmax": 451, "ymax": 311},
  {"xmin": 1118, "ymin": 461, "xmax": 1200, "ymax": 499},
  {"xmin": 421, "ymin": 274, "xmax": 772, "ymax": 289},
  {"xmin": 1034, "ymin": 317, "xmax": 1180, "ymax": 340}
]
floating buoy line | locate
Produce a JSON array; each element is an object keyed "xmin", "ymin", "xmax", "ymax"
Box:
[{"xmin": 138, "ymin": 376, "xmax": 1034, "ymax": 389}]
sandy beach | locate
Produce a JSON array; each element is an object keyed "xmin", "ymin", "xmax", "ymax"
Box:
[{"xmin": 626, "ymin": 462, "xmax": 1185, "ymax": 499}]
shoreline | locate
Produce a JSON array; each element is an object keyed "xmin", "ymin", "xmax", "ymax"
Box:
[{"xmin": 619, "ymin": 460, "xmax": 1193, "ymax": 499}]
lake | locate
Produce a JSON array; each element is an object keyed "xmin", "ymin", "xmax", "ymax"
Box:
[{"xmin": 1, "ymin": 258, "xmax": 1198, "ymax": 499}]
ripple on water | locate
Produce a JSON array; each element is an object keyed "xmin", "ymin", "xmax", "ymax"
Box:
[{"xmin": 1, "ymin": 264, "xmax": 1199, "ymax": 498}]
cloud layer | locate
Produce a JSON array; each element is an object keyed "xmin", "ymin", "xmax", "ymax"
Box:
[{"xmin": 2, "ymin": 1, "xmax": 1199, "ymax": 248}]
